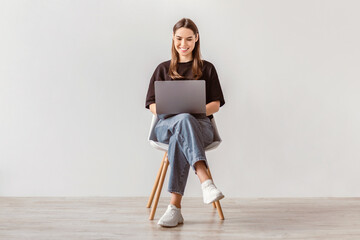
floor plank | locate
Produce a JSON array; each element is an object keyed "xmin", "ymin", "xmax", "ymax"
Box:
[{"xmin": 0, "ymin": 197, "xmax": 359, "ymax": 240}]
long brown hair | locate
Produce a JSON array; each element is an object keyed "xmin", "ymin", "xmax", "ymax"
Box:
[{"xmin": 169, "ymin": 18, "xmax": 203, "ymax": 80}]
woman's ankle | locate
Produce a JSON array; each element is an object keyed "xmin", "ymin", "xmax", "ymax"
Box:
[
  {"xmin": 194, "ymin": 161, "xmax": 210, "ymax": 183},
  {"xmin": 170, "ymin": 202, "xmax": 181, "ymax": 208},
  {"xmin": 170, "ymin": 192, "xmax": 182, "ymax": 208}
]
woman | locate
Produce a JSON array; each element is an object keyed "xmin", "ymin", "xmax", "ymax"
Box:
[{"xmin": 145, "ymin": 18, "xmax": 225, "ymax": 227}]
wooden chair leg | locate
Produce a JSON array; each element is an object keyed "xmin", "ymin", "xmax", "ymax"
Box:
[
  {"xmin": 207, "ymin": 167, "xmax": 225, "ymax": 220},
  {"xmin": 147, "ymin": 153, "xmax": 167, "ymax": 208},
  {"xmin": 149, "ymin": 152, "xmax": 169, "ymax": 220}
]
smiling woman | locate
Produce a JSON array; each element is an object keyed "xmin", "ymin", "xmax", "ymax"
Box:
[
  {"xmin": 145, "ymin": 18, "xmax": 225, "ymax": 228},
  {"xmin": 169, "ymin": 18, "xmax": 202, "ymax": 80}
]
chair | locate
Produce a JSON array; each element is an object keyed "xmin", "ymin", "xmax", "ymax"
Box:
[{"xmin": 146, "ymin": 114, "xmax": 225, "ymax": 220}]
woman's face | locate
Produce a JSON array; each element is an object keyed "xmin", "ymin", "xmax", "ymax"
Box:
[{"xmin": 173, "ymin": 27, "xmax": 198, "ymax": 61}]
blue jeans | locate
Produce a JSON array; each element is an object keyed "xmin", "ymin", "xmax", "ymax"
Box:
[{"xmin": 154, "ymin": 113, "xmax": 214, "ymax": 196}]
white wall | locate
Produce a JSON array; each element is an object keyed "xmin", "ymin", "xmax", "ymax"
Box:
[{"xmin": 1, "ymin": 0, "xmax": 359, "ymax": 197}]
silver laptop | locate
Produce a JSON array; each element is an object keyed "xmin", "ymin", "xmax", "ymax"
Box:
[{"xmin": 155, "ymin": 80, "xmax": 206, "ymax": 114}]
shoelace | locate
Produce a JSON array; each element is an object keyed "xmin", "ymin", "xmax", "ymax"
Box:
[
  {"xmin": 170, "ymin": 210, "xmax": 175, "ymax": 217},
  {"xmin": 205, "ymin": 183, "xmax": 217, "ymax": 192},
  {"xmin": 166, "ymin": 208, "xmax": 176, "ymax": 217}
]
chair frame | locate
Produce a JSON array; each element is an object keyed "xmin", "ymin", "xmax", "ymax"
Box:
[{"xmin": 146, "ymin": 115, "xmax": 225, "ymax": 220}]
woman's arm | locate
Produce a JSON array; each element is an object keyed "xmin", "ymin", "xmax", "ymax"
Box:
[
  {"xmin": 206, "ymin": 100, "xmax": 220, "ymax": 116},
  {"xmin": 149, "ymin": 103, "xmax": 157, "ymax": 115}
]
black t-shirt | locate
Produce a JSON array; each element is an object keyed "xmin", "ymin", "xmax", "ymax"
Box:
[{"xmin": 145, "ymin": 59, "xmax": 225, "ymax": 119}]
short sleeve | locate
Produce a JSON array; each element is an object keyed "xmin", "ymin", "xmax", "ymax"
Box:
[
  {"xmin": 206, "ymin": 64, "xmax": 225, "ymax": 107},
  {"xmin": 145, "ymin": 65, "xmax": 161, "ymax": 109}
]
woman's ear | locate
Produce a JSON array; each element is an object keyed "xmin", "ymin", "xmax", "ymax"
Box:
[{"xmin": 195, "ymin": 33, "xmax": 199, "ymax": 42}]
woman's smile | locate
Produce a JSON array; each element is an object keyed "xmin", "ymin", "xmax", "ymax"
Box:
[{"xmin": 179, "ymin": 47, "xmax": 189, "ymax": 52}]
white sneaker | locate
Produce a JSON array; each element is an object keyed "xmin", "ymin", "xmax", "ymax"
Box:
[
  {"xmin": 201, "ymin": 179, "xmax": 224, "ymax": 204},
  {"xmin": 157, "ymin": 204, "xmax": 184, "ymax": 227}
]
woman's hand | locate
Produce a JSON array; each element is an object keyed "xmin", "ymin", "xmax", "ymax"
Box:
[
  {"xmin": 149, "ymin": 103, "xmax": 157, "ymax": 115},
  {"xmin": 206, "ymin": 100, "xmax": 220, "ymax": 116}
]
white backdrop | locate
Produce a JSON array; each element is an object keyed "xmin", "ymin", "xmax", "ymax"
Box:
[{"xmin": 1, "ymin": 0, "xmax": 359, "ymax": 197}]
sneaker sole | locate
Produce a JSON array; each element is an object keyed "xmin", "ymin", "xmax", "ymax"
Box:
[
  {"xmin": 205, "ymin": 194, "xmax": 225, "ymax": 204},
  {"xmin": 158, "ymin": 221, "xmax": 183, "ymax": 228}
]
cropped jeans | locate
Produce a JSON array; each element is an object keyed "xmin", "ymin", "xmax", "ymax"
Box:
[{"xmin": 154, "ymin": 113, "xmax": 214, "ymax": 196}]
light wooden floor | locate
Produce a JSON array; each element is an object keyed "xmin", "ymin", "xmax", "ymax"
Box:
[{"xmin": 1, "ymin": 197, "xmax": 360, "ymax": 240}]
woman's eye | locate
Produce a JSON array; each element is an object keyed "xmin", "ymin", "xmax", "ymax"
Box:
[{"xmin": 176, "ymin": 38, "xmax": 192, "ymax": 41}]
